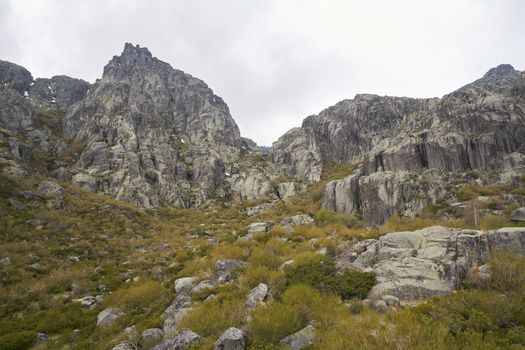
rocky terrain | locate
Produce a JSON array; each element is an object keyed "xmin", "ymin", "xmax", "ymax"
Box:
[{"xmin": 1, "ymin": 44, "xmax": 525, "ymax": 350}]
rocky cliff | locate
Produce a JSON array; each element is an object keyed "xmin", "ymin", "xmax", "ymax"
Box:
[{"xmin": 271, "ymin": 64, "xmax": 525, "ymax": 225}]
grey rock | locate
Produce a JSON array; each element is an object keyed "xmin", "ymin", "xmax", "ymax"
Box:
[
  {"xmin": 140, "ymin": 328, "xmax": 164, "ymax": 350},
  {"xmin": 246, "ymin": 283, "xmax": 270, "ymax": 310},
  {"xmin": 38, "ymin": 181, "xmax": 64, "ymax": 195},
  {"xmin": 163, "ymin": 308, "xmax": 191, "ymax": 338},
  {"xmin": 272, "ymin": 65, "xmax": 525, "ymax": 224},
  {"xmin": 63, "ymin": 43, "xmax": 241, "ymax": 208},
  {"xmin": 174, "ymin": 277, "xmax": 196, "ymax": 294},
  {"xmin": 372, "ymin": 300, "xmax": 388, "ymax": 313},
  {"xmin": 215, "ymin": 259, "xmax": 247, "ymax": 283},
  {"xmin": 346, "ymin": 226, "xmax": 525, "ymax": 299},
  {"xmin": 228, "ymin": 170, "xmax": 275, "ymax": 201},
  {"xmin": 511, "ymin": 208, "xmax": 525, "ymax": 221},
  {"xmin": 279, "ymin": 325, "xmax": 315, "ymax": 350},
  {"xmin": 72, "ymin": 173, "xmax": 97, "ymax": 192},
  {"xmin": 246, "ymin": 200, "xmax": 279, "ymax": 216},
  {"xmin": 191, "ymin": 280, "xmax": 215, "ymax": 295},
  {"xmin": 247, "ymin": 222, "xmax": 269, "ymax": 236},
  {"xmin": 0, "ymin": 60, "xmax": 33, "ymax": 94},
  {"xmin": 96, "ymin": 308, "xmax": 120, "ymax": 326},
  {"xmin": 381, "ymin": 295, "xmax": 400, "ymax": 307},
  {"xmin": 151, "ymin": 329, "xmax": 200, "ymax": 350},
  {"xmin": 215, "ymin": 327, "xmax": 248, "ymax": 350},
  {"xmin": 0, "ymin": 257, "xmax": 11, "ymax": 266},
  {"xmin": 36, "ymin": 332, "xmax": 49, "ymax": 343},
  {"xmin": 29, "ymin": 75, "xmax": 89, "ymax": 109},
  {"xmin": 280, "ymin": 214, "xmax": 314, "ymax": 227}
]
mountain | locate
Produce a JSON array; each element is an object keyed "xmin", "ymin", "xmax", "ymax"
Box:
[{"xmin": 271, "ymin": 64, "xmax": 525, "ymax": 225}]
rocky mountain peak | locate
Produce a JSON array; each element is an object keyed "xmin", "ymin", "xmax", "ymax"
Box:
[
  {"xmin": 482, "ymin": 63, "xmax": 516, "ymax": 80},
  {"xmin": 0, "ymin": 59, "xmax": 33, "ymax": 94}
]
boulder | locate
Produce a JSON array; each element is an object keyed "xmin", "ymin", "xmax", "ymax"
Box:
[
  {"xmin": 215, "ymin": 259, "xmax": 247, "ymax": 283},
  {"xmin": 346, "ymin": 226, "xmax": 525, "ymax": 299},
  {"xmin": 246, "ymin": 283, "xmax": 271, "ymax": 310},
  {"xmin": 151, "ymin": 329, "xmax": 200, "ymax": 350},
  {"xmin": 191, "ymin": 280, "xmax": 215, "ymax": 295},
  {"xmin": 140, "ymin": 328, "xmax": 164, "ymax": 349},
  {"xmin": 174, "ymin": 277, "xmax": 197, "ymax": 294},
  {"xmin": 511, "ymin": 208, "xmax": 525, "ymax": 221},
  {"xmin": 72, "ymin": 173, "xmax": 97, "ymax": 192},
  {"xmin": 96, "ymin": 308, "xmax": 120, "ymax": 326},
  {"xmin": 280, "ymin": 215, "xmax": 314, "ymax": 227},
  {"xmin": 215, "ymin": 327, "xmax": 248, "ymax": 350},
  {"xmin": 247, "ymin": 222, "xmax": 269, "ymax": 235},
  {"xmin": 279, "ymin": 325, "xmax": 315, "ymax": 350}
]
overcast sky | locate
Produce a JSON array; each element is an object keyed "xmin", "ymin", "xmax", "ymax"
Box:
[{"xmin": 1, "ymin": 0, "xmax": 524, "ymax": 145}]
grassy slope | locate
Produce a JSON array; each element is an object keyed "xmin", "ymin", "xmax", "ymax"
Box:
[{"xmin": 0, "ymin": 162, "xmax": 524, "ymax": 349}]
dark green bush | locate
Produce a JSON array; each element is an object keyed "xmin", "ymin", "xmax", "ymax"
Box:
[
  {"xmin": 283, "ymin": 253, "xmax": 375, "ymax": 299},
  {"xmin": 0, "ymin": 331, "xmax": 36, "ymax": 350}
]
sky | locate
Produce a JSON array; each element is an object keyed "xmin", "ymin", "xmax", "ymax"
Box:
[{"xmin": 1, "ymin": 0, "xmax": 524, "ymax": 146}]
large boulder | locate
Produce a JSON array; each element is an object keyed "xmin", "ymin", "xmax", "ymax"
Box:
[
  {"xmin": 344, "ymin": 226, "xmax": 525, "ymax": 299},
  {"xmin": 215, "ymin": 327, "xmax": 248, "ymax": 350},
  {"xmin": 174, "ymin": 277, "xmax": 196, "ymax": 294},
  {"xmin": 162, "ymin": 293, "xmax": 193, "ymax": 337},
  {"xmin": 140, "ymin": 328, "xmax": 164, "ymax": 349}
]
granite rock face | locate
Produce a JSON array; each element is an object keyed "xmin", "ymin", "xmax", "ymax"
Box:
[
  {"xmin": 29, "ymin": 75, "xmax": 89, "ymax": 109},
  {"xmin": 64, "ymin": 43, "xmax": 242, "ymax": 207},
  {"xmin": 340, "ymin": 226, "xmax": 525, "ymax": 300},
  {"xmin": 271, "ymin": 64, "xmax": 525, "ymax": 225}
]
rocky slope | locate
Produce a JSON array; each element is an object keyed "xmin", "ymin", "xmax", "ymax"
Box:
[{"xmin": 271, "ymin": 64, "xmax": 525, "ymax": 225}]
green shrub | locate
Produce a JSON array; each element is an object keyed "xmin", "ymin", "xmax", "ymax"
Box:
[
  {"xmin": 489, "ymin": 249, "xmax": 525, "ymax": 292},
  {"xmin": 315, "ymin": 209, "xmax": 361, "ymax": 228},
  {"xmin": 250, "ymin": 303, "xmax": 306, "ymax": 343},
  {"xmin": 104, "ymin": 280, "xmax": 169, "ymax": 312},
  {"xmin": 283, "ymin": 253, "xmax": 375, "ymax": 299},
  {"xmin": 0, "ymin": 331, "xmax": 36, "ymax": 350}
]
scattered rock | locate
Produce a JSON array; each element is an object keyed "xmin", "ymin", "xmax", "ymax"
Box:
[
  {"xmin": 37, "ymin": 181, "xmax": 64, "ymax": 196},
  {"xmin": 140, "ymin": 328, "xmax": 164, "ymax": 349},
  {"xmin": 372, "ymin": 299, "xmax": 388, "ymax": 313},
  {"xmin": 279, "ymin": 325, "xmax": 315, "ymax": 350},
  {"xmin": 246, "ymin": 283, "xmax": 271, "ymax": 310},
  {"xmin": 511, "ymin": 208, "xmax": 525, "ymax": 221},
  {"xmin": 215, "ymin": 259, "xmax": 247, "ymax": 283},
  {"xmin": 191, "ymin": 280, "xmax": 215, "ymax": 295},
  {"xmin": 36, "ymin": 332, "xmax": 49, "ymax": 343},
  {"xmin": 0, "ymin": 257, "xmax": 11, "ymax": 266},
  {"xmin": 152, "ymin": 329, "xmax": 201, "ymax": 350},
  {"xmin": 174, "ymin": 277, "xmax": 197, "ymax": 294},
  {"xmin": 280, "ymin": 215, "xmax": 314, "ymax": 227},
  {"xmin": 247, "ymin": 222, "xmax": 269, "ymax": 235},
  {"xmin": 215, "ymin": 327, "xmax": 248, "ymax": 350},
  {"xmin": 381, "ymin": 295, "xmax": 400, "ymax": 308},
  {"xmin": 96, "ymin": 308, "xmax": 120, "ymax": 327}
]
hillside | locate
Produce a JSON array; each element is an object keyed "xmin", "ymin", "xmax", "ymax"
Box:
[{"xmin": 1, "ymin": 44, "xmax": 525, "ymax": 350}]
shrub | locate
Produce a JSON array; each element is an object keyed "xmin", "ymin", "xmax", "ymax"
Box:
[
  {"xmin": 0, "ymin": 331, "xmax": 36, "ymax": 350},
  {"xmin": 315, "ymin": 209, "xmax": 361, "ymax": 228},
  {"xmin": 283, "ymin": 253, "xmax": 375, "ymax": 299},
  {"xmin": 104, "ymin": 281, "xmax": 169, "ymax": 313},
  {"xmin": 249, "ymin": 303, "xmax": 306, "ymax": 343},
  {"xmin": 178, "ymin": 298, "xmax": 245, "ymax": 338},
  {"xmin": 489, "ymin": 249, "xmax": 525, "ymax": 292}
]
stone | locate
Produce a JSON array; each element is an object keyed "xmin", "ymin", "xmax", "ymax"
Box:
[
  {"xmin": 215, "ymin": 327, "xmax": 248, "ymax": 350},
  {"xmin": 36, "ymin": 333, "xmax": 49, "ymax": 343},
  {"xmin": 72, "ymin": 173, "xmax": 97, "ymax": 192},
  {"xmin": 0, "ymin": 257, "xmax": 11, "ymax": 266},
  {"xmin": 191, "ymin": 280, "xmax": 215, "ymax": 295},
  {"xmin": 372, "ymin": 300, "xmax": 388, "ymax": 313},
  {"xmin": 174, "ymin": 277, "xmax": 196, "ymax": 294},
  {"xmin": 345, "ymin": 226, "xmax": 525, "ymax": 299},
  {"xmin": 140, "ymin": 328, "xmax": 164, "ymax": 349},
  {"xmin": 511, "ymin": 208, "xmax": 525, "ymax": 221},
  {"xmin": 246, "ymin": 283, "xmax": 270, "ymax": 310},
  {"xmin": 247, "ymin": 222, "xmax": 269, "ymax": 235},
  {"xmin": 215, "ymin": 259, "xmax": 247, "ymax": 283},
  {"xmin": 151, "ymin": 329, "xmax": 201, "ymax": 350},
  {"xmin": 381, "ymin": 295, "xmax": 400, "ymax": 307},
  {"xmin": 96, "ymin": 308, "xmax": 120, "ymax": 326},
  {"xmin": 280, "ymin": 214, "xmax": 315, "ymax": 227},
  {"xmin": 279, "ymin": 325, "xmax": 315, "ymax": 350}
]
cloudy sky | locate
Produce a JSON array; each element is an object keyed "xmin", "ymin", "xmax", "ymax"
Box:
[{"xmin": 1, "ymin": 0, "xmax": 524, "ymax": 145}]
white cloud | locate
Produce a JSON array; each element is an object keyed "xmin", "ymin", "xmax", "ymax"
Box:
[{"xmin": 1, "ymin": 0, "xmax": 524, "ymax": 145}]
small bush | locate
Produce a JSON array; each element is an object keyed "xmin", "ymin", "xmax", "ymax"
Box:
[
  {"xmin": 315, "ymin": 209, "xmax": 361, "ymax": 228},
  {"xmin": 489, "ymin": 250, "xmax": 525, "ymax": 292},
  {"xmin": 0, "ymin": 331, "xmax": 36, "ymax": 350},
  {"xmin": 104, "ymin": 280, "xmax": 169, "ymax": 312},
  {"xmin": 283, "ymin": 253, "xmax": 375, "ymax": 299},
  {"xmin": 250, "ymin": 303, "xmax": 306, "ymax": 343}
]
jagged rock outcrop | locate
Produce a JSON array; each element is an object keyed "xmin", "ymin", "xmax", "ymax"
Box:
[
  {"xmin": 63, "ymin": 43, "xmax": 242, "ymax": 207},
  {"xmin": 339, "ymin": 226, "xmax": 525, "ymax": 299},
  {"xmin": 29, "ymin": 75, "xmax": 89, "ymax": 109},
  {"xmin": 272, "ymin": 64, "xmax": 525, "ymax": 225}
]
